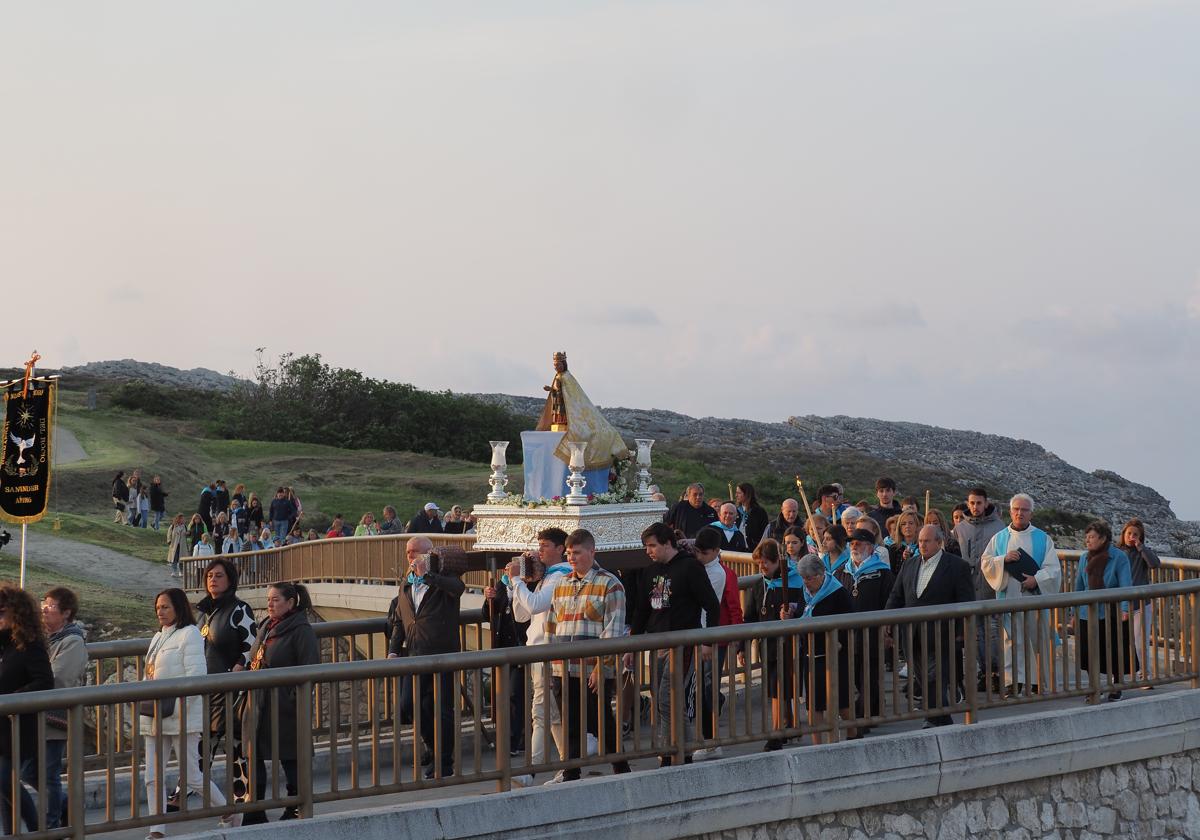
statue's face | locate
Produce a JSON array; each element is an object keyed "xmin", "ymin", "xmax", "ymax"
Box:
[{"xmin": 553, "ymin": 355, "xmax": 566, "ymax": 373}]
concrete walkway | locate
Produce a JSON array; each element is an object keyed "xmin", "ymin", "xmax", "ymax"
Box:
[{"xmin": 23, "ymin": 531, "xmax": 177, "ymax": 596}]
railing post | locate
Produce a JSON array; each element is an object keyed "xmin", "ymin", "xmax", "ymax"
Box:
[
  {"xmin": 495, "ymin": 664, "xmax": 511, "ymax": 792},
  {"xmin": 1087, "ymin": 601, "xmax": 1102, "ymax": 703},
  {"xmin": 67, "ymin": 704, "xmax": 85, "ymax": 840},
  {"xmin": 964, "ymin": 613, "xmax": 978, "ymax": 723},
  {"xmin": 1190, "ymin": 592, "xmax": 1200, "ymax": 690},
  {"xmin": 825, "ymin": 628, "xmax": 840, "ymax": 743},
  {"xmin": 296, "ymin": 680, "xmax": 314, "ymax": 819},
  {"xmin": 670, "ymin": 646, "xmax": 686, "ymax": 766}
]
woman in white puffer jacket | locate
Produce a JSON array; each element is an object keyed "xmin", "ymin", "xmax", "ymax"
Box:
[{"xmin": 140, "ymin": 588, "xmax": 232, "ymax": 838}]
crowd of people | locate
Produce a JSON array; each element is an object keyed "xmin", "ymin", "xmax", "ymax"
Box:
[
  {"xmin": 0, "ymin": 471, "xmax": 1153, "ymax": 831},
  {"xmin": 108, "ymin": 470, "xmax": 476, "ymax": 577}
]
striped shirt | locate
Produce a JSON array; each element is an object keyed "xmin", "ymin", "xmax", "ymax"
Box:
[{"xmin": 546, "ymin": 564, "xmax": 625, "ymax": 676}]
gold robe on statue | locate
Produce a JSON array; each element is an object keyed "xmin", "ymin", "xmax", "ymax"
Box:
[{"xmin": 535, "ymin": 371, "xmax": 628, "ymax": 470}]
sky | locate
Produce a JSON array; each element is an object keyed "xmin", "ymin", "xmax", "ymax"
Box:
[{"xmin": 2, "ymin": 2, "xmax": 1198, "ymax": 516}]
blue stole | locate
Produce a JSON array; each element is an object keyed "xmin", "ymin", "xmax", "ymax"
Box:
[
  {"xmin": 848, "ymin": 551, "xmax": 891, "ymax": 580},
  {"xmin": 822, "ymin": 547, "xmax": 851, "ymax": 575},
  {"xmin": 710, "ymin": 521, "xmax": 739, "ymax": 541},
  {"xmin": 801, "ymin": 575, "xmax": 843, "ymax": 618},
  {"xmin": 545, "ymin": 562, "xmax": 572, "ymax": 577},
  {"xmin": 992, "ymin": 526, "xmax": 1048, "ymax": 600},
  {"xmin": 764, "ymin": 560, "xmax": 804, "ymax": 592}
]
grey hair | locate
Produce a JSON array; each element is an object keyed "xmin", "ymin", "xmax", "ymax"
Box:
[
  {"xmin": 841, "ymin": 508, "xmax": 862, "ymax": 524},
  {"xmin": 797, "ymin": 553, "xmax": 825, "ymax": 579},
  {"xmin": 687, "ymin": 483, "xmax": 705, "ymax": 493},
  {"xmin": 918, "ymin": 524, "xmax": 944, "ymax": 544},
  {"xmin": 1010, "ymin": 493, "xmax": 1035, "ymax": 511},
  {"xmin": 383, "ymin": 505, "xmax": 396, "ymax": 516}
]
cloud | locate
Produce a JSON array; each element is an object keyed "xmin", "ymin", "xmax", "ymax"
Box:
[
  {"xmin": 1188, "ymin": 276, "xmax": 1200, "ymax": 321},
  {"xmin": 592, "ymin": 306, "xmax": 661, "ymax": 327}
]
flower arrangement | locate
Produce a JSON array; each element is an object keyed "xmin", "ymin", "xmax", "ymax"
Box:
[{"xmin": 485, "ymin": 451, "xmax": 640, "ymax": 508}]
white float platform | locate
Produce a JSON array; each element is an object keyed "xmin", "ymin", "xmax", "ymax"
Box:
[{"xmin": 470, "ymin": 501, "xmax": 669, "ymax": 551}]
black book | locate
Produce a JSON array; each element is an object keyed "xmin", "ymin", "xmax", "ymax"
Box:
[{"xmin": 1006, "ymin": 548, "xmax": 1041, "ymax": 582}]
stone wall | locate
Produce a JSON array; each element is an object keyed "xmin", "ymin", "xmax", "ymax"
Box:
[
  {"xmin": 691, "ymin": 749, "xmax": 1200, "ymax": 840},
  {"xmin": 178, "ymin": 690, "xmax": 1200, "ymax": 840}
]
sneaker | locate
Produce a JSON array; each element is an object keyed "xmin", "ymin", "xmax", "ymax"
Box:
[
  {"xmin": 586, "ymin": 733, "xmax": 598, "ymax": 756},
  {"xmin": 763, "ymin": 738, "xmax": 787, "ymax": 752},
  {"xmin": 692, "ymin": 746, "xmax": 724, "ymax": 762},
  {"xmin": 1107, "ymin": 691, "xmax": 1123, "ymax": 702},
  {"xmin": 543, "ymin": 771, "xmax": 568, "ymax": 785},
  {"xmin": 279, "ymin": 806, "xmax": 301, "ymax": 820},
  {"xmin": 423, "ymin": 766, "xmax": 454, "ymax": 780},
  {"xmin": 898, "ymin": 664, "xmax": 909, "ymax": 679},
  {"xmin": 218, "ymin": 814, "xmax": 244, "ymax": 829},
  {"xmin": 512, "ymin": 774, "xmax": 534, "ymax": 788}
]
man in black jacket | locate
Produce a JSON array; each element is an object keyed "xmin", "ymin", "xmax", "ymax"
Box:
[
  {"xmin": 666, "ymin": 484, "xmax": 717, "ymax": 538},
  {"xmin": 626, "ymin": 522, "xmax": 720, "ymax": 765},
  {"xmin": 407, "ymin": 503, "xmax": 445, "ymax": 534},
  {"xmin": 885, "ymin": 524, "xmax": 974, "ymax": 727},
  {"xmin": 386, "ymin": 536, "xmax": 466, "ymax": 778}
]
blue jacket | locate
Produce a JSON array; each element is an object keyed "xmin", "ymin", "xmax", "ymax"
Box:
[{"xmin": 1074, "ymin": 546, "xmax": 1132, "ymax": 618}]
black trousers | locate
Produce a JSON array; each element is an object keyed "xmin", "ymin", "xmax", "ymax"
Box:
[
  {"xmin": 552, "ymin": 674, "xmax": 625, "ymax": 781},
  {"xmin": 241, "ymin": 757, "xmax": 298, "ymax": 825},
  {"xmin": 416, "ymin": 671, "xmax": 456, "ymax": 771}
]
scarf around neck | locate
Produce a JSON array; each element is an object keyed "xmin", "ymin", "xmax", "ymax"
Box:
[
  {"xmin": 801, "ymin": 574, "xmax": 843, "ymax": 618},
  {"xmin": 1085, "ymin": 544, "xmax": 1110, "ymax": 593}
]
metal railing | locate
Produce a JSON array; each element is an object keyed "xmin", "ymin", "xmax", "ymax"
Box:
[
  {"xmin": 3, "ymin": 577, "xmax": 1197, "ymax": 838},
  {"xmin": 181, "ymin": 533, "xmax": 478, "ymax": 592}
]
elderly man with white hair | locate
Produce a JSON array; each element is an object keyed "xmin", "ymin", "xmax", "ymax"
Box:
[
  {"xmin": 839, "ymin": 506, "xmax": 863, "ymax": 535},
  {"xmin": 980, "ymin": 493, "xmax": 1062, "ymax": 697}
]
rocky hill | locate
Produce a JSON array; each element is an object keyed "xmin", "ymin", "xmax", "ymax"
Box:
[
  {"xmin": 477, "ymin": 393, "xmax": 1200, "ymax": 557},
  {"xmin": 46, "ymin": 361, "xmax": 1197, "ymax": 555},
  {"xmin": 62, "ymin": 360, "xmax": 241, "ymax": 391}
]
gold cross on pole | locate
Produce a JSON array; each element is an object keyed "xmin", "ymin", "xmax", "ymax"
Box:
[{"xmin": 21, "ymin": 351, "xmax": 40, "ymax": 398}]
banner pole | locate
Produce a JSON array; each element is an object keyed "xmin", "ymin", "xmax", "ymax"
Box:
[{"xmin": 20, "ymin": 523, "xmax": 26, "ymax": 589}]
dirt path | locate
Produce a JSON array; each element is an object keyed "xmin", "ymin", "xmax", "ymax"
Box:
[{"xmin": 19, "ymin": 531, "xmax": 177, "ymax": 596}]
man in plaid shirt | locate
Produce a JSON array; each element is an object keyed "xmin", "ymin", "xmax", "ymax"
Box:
[{"xmin": 546, "ymin": 528, "xmax": 632, "ymax": 782}]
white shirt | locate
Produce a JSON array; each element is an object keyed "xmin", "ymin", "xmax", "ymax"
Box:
[
  {"xmin": 701, "ymin": 558, "xmax": 726, "ymax": 628},
  {"xmin": 916, "ymin": 549, "xmax": 943, "ymax": 598},
  {"xmin": 412, "ymin": 579, "xmax": 429, "ymax": 611},
  {"xmin": 509, "ymin": 569, "xmax": 569, "ymax": 646}
]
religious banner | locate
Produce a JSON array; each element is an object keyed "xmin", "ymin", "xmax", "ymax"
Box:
[{"xmin": 0, "ymin": 377, "xmax": 55, "ymax": 524}]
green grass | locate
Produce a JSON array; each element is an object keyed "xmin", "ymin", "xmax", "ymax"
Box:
[
  {"xmin": 0, "ymin": 554, "xmax": 156, "ymax": 639},
  {"xmin": 49, "ymin": 400, "xmax": 517, "ymax": 535}
]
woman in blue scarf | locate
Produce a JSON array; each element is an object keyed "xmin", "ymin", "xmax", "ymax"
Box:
[
  {"xmin": 819, "ymin": 525, "xmax": 852, "ymax": 575},
  {"xmin": 781, "ymin": 554, "xmax": 853, "ymax": 744},
  {"xmin": 743, "ymin": 539, "xmax": 804, "ymax": 751},
  {"xmin": 836, "ymin": 528, "xmax": 895, "ymax": 727}
]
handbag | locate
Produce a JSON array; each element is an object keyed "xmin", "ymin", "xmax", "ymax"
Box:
[
  {"xmin": 139, "ymin": 631, "xmax": 178, "ymax": 718},
  {"xmin": 138, "ymin": 697, "xmax": 177, "ymax": 718}
]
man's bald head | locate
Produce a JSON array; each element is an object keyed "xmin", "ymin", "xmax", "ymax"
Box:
[{"xmin": 406, "ymin": 536, "xmax": 434, "ymax": 559}]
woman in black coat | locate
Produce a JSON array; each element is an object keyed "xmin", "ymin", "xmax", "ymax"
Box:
[
  {"xmin": 736, "ymin": 483, "xmax": 770, "ymax": 548},
  {"xmin": 743, "ymin": 539, "xmax": 804, "ymax": 751},
  {"xmin": 241, "ymin": 582, "xmax": 319, "ymax": 824},
  {"xmin": 0, "ymin": 585, "xmax": 55, "ymax": 833}
]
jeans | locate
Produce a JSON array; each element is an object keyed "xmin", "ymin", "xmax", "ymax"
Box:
[
  {"xmin": 1132, "ymin": 603, "xmax": 1154, "ymax": 677},
  {"xmin": 272, "ymin": 520, "xmax": 289, "ymax": 543},
  {"xmin": 152, "ymin": 510, "xmax": 165, "ymax": 530},
  {"xmin": 528, "ymin": 661, "xmax": 564, "ymax": 768},
  {"xmin": 0, "ymin": 753, "xmax": 37, "ymax": 835},
  {"xmin": 140, "ymin": 511, "xmax": 149, "ymax": 528},
  {"xmin": 977, "ymin": 613, "xmax": 1001, "ymax": 676}
]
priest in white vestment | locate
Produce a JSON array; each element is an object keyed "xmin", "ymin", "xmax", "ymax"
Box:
[{"xmin": 980, "ymin": 493, "xmax": 1062, "ymax": 694}]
